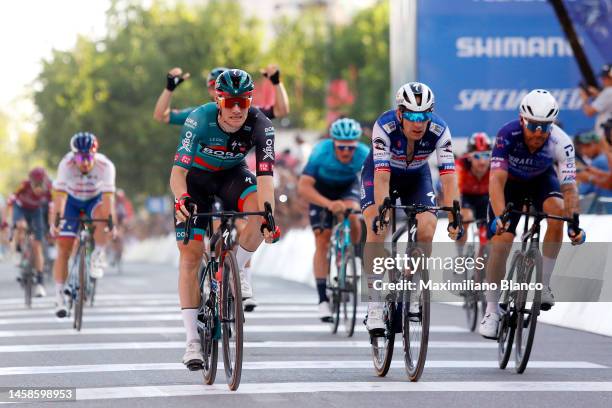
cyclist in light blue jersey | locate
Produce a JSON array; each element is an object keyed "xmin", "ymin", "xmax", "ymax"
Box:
[{"xmin": 298, "ymin": 118, "xmax": 369, "ymax": 321}]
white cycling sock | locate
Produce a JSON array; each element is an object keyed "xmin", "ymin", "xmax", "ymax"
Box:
[
  {"xmin": 542, "ymin": 256, "xmax": 556, "ymax": 287},
  {"xmin": 55, "ymin": 283, "xmax": 65, "ymax": 304},
  {"xmin": 181, "ymin": 308, "xmax": 199, "ymax": 343},
  {"xmin": 245, "ymin": 266, "xmax": 253, "ymax": 284},
  {"xmin": 235, "ymin": 245, "xmax": 253, "ymax": 272},
  {"xmin": 485, "ymin": 288, "xmax": 500, "ymax": 315}
]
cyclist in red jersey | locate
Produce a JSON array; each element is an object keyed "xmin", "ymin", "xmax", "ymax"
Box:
[
  {"xmin": 455, "ymin": 132, "xmax": 491, "ymax": 257},
  {"xmin": 1, "ymin": 168, "xmax": 52, "ymax": 297}
]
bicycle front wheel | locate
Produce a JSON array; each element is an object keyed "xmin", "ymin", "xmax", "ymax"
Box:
[
  {"xmin": 74, "ymin": 246, "xmax": 86, "ymax": 331},
  {"xmin": 515, "ymin": 249, "xmax": 542, "ymax": 374},
  {"xmin": 498, "ymin": 251, "xmax": 522, "ymax": 369},
  {"xmin": 199, "ymin": 254, "xmax": 218, "ymax": 385},
  {"xmin": 221, "ymin": 251, "xmax": 243, "ymax": 391},
  {"xmin": 341, "ymin": 246, "xmax": 358, "ymax": 337},
  {"xmin": 403, "ymin": 266, "xmax": 430, "ymax": 382},
  {"xmin": 371, "ymin": 302, "xmax": 395, "ymax": 377}
]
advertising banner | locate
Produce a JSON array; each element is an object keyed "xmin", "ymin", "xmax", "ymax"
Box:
[{"xmin": 417, "ymin": 0, "xmax": 606, "ymax": 139}]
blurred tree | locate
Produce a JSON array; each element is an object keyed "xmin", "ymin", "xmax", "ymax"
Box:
[
  {"xmin": 0, "ymin": 111, "xmax": 42, "ymax": 195},
  {"xmin": 267, "ymin": 0, "xmax": 389, "ymax": 130},
  {"xmin": 34, "ymin": 0, "xmax": 263, "ymax": 197}
]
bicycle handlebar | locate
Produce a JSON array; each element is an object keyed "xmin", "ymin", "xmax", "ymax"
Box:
[
  {"xmin": 375, "ymin": 198, "xmax": 461, "ymax": 233},
  {"xmin": 182, "ymin": 201, "xmax": 275, "ymax": 246},
  {"xmin": 55, "ymin": 214, "xmax": 114, "ymax": 231}
]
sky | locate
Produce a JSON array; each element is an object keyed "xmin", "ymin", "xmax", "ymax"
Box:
[
  {"xmin": 0, "ymin": 0, "xmax": 109, "ymax": 117},
  {"xmin": 0, "ymin": 0, "xmax": 376, "ymax": 129}
]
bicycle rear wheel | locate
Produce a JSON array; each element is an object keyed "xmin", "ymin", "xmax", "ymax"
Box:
[
  {"xmin": 74, "ymin": 246, "xmax": 86, "ymax": 331},
  {"xmin": 498, "ymin": 251, "xmax": 522, "ymax": 369},
  {"xmin": 23, "ymin": 268, "xmax": 33, "ymax": 308},
  {"xmin": 464, "ymin": 292, "xmax": 478, "ymax": 332},
  {"xmin": 341, "ymin": 246, "xmax": 358, "ymax": 337},
  {"xmin": 403, "ymin": 267, "xmax": 430, "ymax": 382},
  {"xmin": 371, "ymin": 302, "xmax": 395, "ymax": 377},
  {"xmin": 515, "ymin": 249, "xmax": 542, "ymax": 374},
  {"xmin": 199, "ymin": 254, "xmax": 218, "ymax": 385},
  {"xmin": 89, "ymin": 277, "xmax": 97, "ymax": 307},
  {"xmin": 221, "ymin": 251, "xmax": 243, "ymax": 391}
]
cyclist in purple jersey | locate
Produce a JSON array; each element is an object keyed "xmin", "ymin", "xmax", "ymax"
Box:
[{"xmin": 479, "ymin": 89, "xmax": 586, "ymax": 339}]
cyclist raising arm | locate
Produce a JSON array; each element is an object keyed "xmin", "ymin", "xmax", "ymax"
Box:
[
  {"xmin": 479, "ymin": 89, "xmax": 586, "ymax": 339},
  {"xmin": 153, "ymin": 64, "xmax": 290, "ymax": 124},
  {"xmin": 169, "ymin": 69, "xmax": 280, "ymax": 368}
]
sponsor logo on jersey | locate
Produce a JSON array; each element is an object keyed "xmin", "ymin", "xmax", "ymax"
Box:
[
  {"xmin": 441, "ymin": 139, "xmax": 453, "ymax": 153},
  {"xmin": 429, "ymin": 123, "xmax": 444, "ymax": 136},
  {"xmin": 456, "ymin": 36, "xmax": 573, "ymax": 58},
  {"xmin": 208, "ymin": 122, "xmax": 217, "ymax": 127},
  {"xmin": 259, "ymin": 162, "xmax": 271, "ymax": 172},
  {"xmin": 179, "ymin": 131, "xmax": 194, "ymax": 153},
  {"xmin": 373, "ymin": 137, "xmax": 387, "ymax": 151},
  {"xmin": 244, "ymin": 125, "xmax": 252, "ymax": 131},
  {"xmin": 202, "ymin": 147, "xmax": 244, "ymax": 159},
  {"xmin": 382, "ymin": 121, "xmax": 396, "ymax": 133},
  {"xmin": 180, "ymin": 155, "xmax": 192, "ymax": 165},
  {"xmin": 265, "ymin": 127, "xmax": 274, "ymax": 133},
  {"xmin": 174, "ymin": 153, "xmax": 179, "ymax": 162},
  {"xmin": 185, "ymin": 118, "xmax": 198, "ymax": 128},
  {"xmin": 262, "ymin": 138, "xmax": 274, "ymax": 161}
]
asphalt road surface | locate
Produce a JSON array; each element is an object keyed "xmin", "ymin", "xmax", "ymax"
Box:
[{"xmin": 0, "ymin": 259, "xmax": 611, "ymax": 407}]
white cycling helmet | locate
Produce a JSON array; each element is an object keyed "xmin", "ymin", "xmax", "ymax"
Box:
[
  {"xmin": 395, "ymin": 82, "xmax": 434, "ymax": 112},
  {"xmin": 519, "ymin": 89, "xmax": 559, "ymax": 123}
]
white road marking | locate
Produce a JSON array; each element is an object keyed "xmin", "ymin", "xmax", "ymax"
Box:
[
  {"xmin": 75, "ymin": 381, "xmax": 612, "ymax": 400},
  {"xmin": 0, "ymin": 360, "xmax": 606, "ymax": 376},
  {"xmin": 0, "ymin": 340, "xmax": 497, "ymax": 353},
  {"xmin": 0, "ymin": 324, "xmax": 465, "ymax": 337}
]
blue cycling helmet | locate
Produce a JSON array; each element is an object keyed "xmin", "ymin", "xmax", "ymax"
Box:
[
  {"xmin": 330, "ymin": 118, "xmax": 362, "ymax": 141},
  {"xmin": 70, "ymin": 132, "xmax": 98, "ymax": 153}
]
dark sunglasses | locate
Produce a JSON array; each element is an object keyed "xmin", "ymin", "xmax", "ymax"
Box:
[
  {"xmin": 336, "ymin": 145, "xmax": 356, "ymax": 152},
  {"xmin": 525, "ymin": 120, "xmax": 552, "ymax": 133}
]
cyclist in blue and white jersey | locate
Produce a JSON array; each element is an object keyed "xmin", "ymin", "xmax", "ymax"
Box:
[
  {"xmin": 361, "ymin": 82, "xmax": 463, "ymax": 335},
  {"xmin": 297, "ymin": 118, "xmax": 369, "ymax": 321},
  {"xmin": 479, "ymin": 89, "xmax": 586, "ymax": 339}
]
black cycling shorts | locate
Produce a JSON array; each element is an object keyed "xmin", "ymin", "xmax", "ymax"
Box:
[{"xmin": 175, "ymin": 165, "xmax": 257, "ymax": 241}]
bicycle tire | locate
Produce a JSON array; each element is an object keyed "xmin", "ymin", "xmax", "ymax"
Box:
[
  {"xmin": 342, "ymin": 245, "xmax": 358, "ymax": 337},
  {"xmin": 221, "ymin": 251, "xmax": 243, "ymax": 391},
  {"xmin": 403, "ymin": 264, "xmax": 430, "ymax": 382},
  {"xmin": 74, "ymin": 245, "xmax": 86, "ymax": 332},
  {"xmin": 515, "ymin": 249, "xmax": 542, "ymax": 374},
  {"xmin": 498, "ymin": 251, "xmax": 522, "ymax": 369},
  {"xmin": 464, "ymin": 292, "xmax": 478, "ymax": 332},
  {"xmin": 199, "ymin": 254, "xmax": 218, "ymax": 385},
  {"xmin": 329, "ymin": 241, "xmax": 340, "ymax": 334},
  {"xmin": 371, "ymin": 301, "xmax": 395, "ymax": 377}
]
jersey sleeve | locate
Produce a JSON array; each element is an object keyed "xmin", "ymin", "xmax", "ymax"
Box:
[
  {"xmin": 302, "ymin": 141, "xmax": 325, "ymax": 178},
  {"xmin": 52, "ymin": 157, "xmax": 71, "ymax": 193},
  {"xmin": 257, "ymin": 106, "xmax": 275, "ymax": 120},
  {"xmin": 371, "ymin": 121, "xmax": 391, "ymax": 173},
  {"xmin": 100, "ymin": 158, "xmax": 116, "ymax": 193},
  {"xmin": 169, "ymin": 107, "xmax": 196, "ymax": 126},
  {"xmin": 553, "ymin": 128, "xmax": 577, "ymax": 185},
  {"xmin": 173, "ymin": 111, "xmax": 201, "ymax": 169},
  {"xmin": 434, "ymin": 127, "xmax": 455, "ymax": 175},
  {"xmin": 254, "ymin": 115, "xmax": 275, "ymax": 176},
  {"xmin": 490, "ymin": 131, "xmax": 509, "ymax": 172}
]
